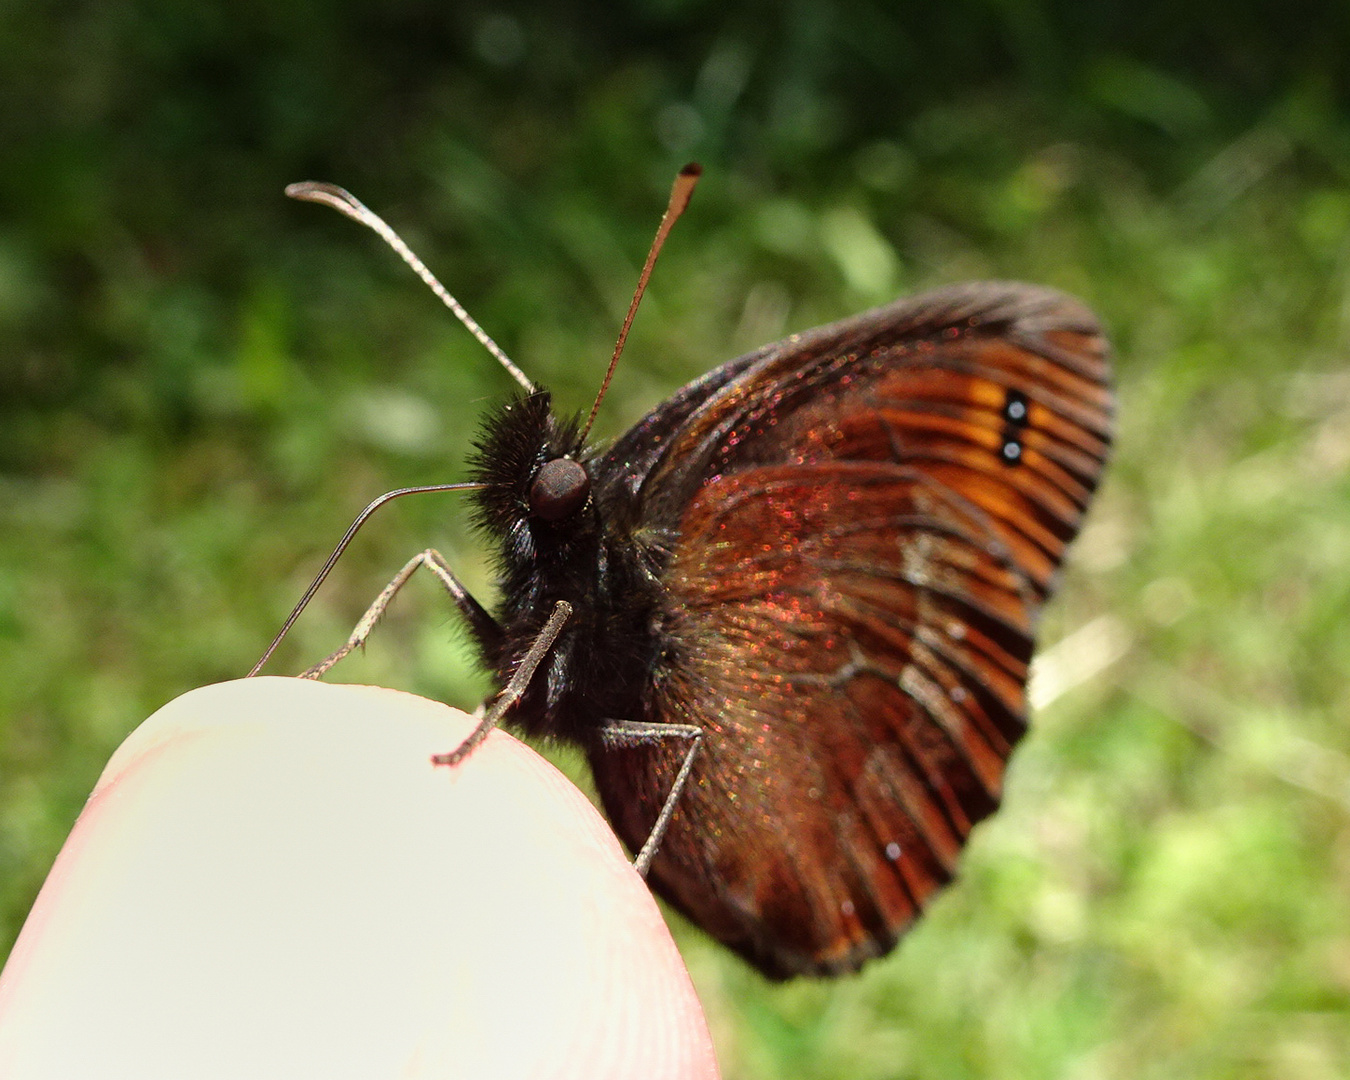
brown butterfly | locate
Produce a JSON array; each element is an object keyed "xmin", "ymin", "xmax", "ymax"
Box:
[{"xmin": 261, "ymin": 171, "xmax": 1113, "ymax": 979}]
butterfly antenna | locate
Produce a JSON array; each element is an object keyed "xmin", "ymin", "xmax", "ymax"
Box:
[
  {"xmin": 579, "ymin": 162, "xmax": 702, "ymax": 443},
  {"xmin": 286, "ymin": 182, "xmax": 536, "ymax": 394}
]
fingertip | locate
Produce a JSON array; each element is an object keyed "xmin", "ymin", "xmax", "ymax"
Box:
[{"xmin": 0, "ymin": 679, "xmax": 719, "ymax": 1079}]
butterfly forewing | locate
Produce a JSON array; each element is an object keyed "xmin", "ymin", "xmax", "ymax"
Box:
[{"xmin": 584, "ymin": 281, "xmax": 1112, "ymax": 978}]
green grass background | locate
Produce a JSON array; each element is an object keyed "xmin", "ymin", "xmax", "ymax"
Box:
[{"xmin": 4, "ymin": 1, "xmax": 1350, "ymax": 1076}]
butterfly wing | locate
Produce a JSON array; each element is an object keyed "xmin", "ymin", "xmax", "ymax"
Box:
[{"xmin": 587, "ymin": 281, "xmax": 1112, "ymax": 978}]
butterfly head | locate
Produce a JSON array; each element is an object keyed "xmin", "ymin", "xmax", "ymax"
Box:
[{"xmin": 468, "ymin": 390, "xmax": 601, "ymax": 550}]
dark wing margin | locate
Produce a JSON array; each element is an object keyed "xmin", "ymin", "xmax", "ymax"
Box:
[{"xmin": 587, "ymin": 282, "xmax": 1112, "ymax": 978}]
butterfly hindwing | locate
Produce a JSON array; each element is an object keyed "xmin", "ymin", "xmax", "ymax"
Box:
[{"xmin": 584, "ymin": 281, "xmax": 1112, "ymax": 977}]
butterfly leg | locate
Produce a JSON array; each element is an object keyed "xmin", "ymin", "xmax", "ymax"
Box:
[
  {"xmin": 596, "ymin": 720, "xmax": 704, "ymax": 876},
  {"xmin": 302, "ymin": 549, "xmax": 500, "ymax": 679},
  {"xmin": 431, "ymin": 600, "xmax": 573, "ymax": 767}
]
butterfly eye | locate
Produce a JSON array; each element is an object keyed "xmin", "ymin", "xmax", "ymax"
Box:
[{"xmin": 529, "ymin": 458, "xmax": 591, "ymax": 522}]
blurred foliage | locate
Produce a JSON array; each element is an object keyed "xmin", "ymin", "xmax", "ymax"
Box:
[{"xmin": 4, "ymin": 0, "xmax": 1350, "ymax": 1077}]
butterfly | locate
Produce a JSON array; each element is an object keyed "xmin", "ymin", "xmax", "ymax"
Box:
[{"xmin": 259, "ymin": 168, "xmax": 1114, "ymax": 979}]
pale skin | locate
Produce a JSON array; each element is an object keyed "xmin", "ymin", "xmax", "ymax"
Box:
[{"xmin": 0, "ymin": 678, "xmax": 719, "ymax": 1080}]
